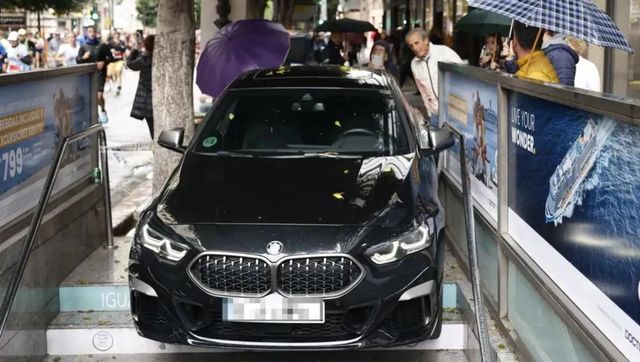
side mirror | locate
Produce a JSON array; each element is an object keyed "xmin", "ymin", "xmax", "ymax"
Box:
[
  {"xmin": 420, "ymin": 127, "xmax": 455, "ymax": 155},
  {"xmin": 158, "ymin": 128, "xmax": 186, "ymax": 153}
]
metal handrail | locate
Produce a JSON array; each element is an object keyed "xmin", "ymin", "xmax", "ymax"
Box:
[
  {"xmin": 444, "ymin": 122, "xmax": 493, "ymax": 362},
  {"xmin": 0, "ymin": 124, "xmax": 113, "ymax": 338}
]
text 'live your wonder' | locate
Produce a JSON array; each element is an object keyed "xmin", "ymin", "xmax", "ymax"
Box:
[{"xmin": 512, "ymin": 107, "xmax": 536, "ymax": 154}]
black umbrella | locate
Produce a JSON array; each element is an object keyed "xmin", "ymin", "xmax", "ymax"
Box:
[{"xmin": 316, "ymin": 18, "xmax": 376, "ymax": 33}]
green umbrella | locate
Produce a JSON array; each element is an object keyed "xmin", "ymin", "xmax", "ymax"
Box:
[{"xmin": 454, "ymin": 8, "xmax": 511, "ymax": 36}]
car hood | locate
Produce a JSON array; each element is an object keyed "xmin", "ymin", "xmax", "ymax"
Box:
[{"xmin": 154, "ymin": 152, "xmax": 421, "ymax": 226}]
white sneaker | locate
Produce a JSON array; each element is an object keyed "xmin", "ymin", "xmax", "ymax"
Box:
[{"xmin": 99, "ymin": 111, "xmax": 109, "ymax": 124}]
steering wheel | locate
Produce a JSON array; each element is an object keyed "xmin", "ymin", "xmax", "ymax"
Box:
[{"xmin": 337, "ymin": 128, "xmax": 377, "ymax": 139}]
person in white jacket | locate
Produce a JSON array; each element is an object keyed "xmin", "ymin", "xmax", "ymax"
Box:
[
  {"xmin": 567, "ymin": 37, "xmax": 602, "ymax": 92},
  {"xmin": 405, "ymin": 28, "xmax": 463, "ymax": 121}
]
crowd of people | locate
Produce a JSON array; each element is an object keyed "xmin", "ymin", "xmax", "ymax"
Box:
[
  {"xmin": 0, "ymin": 26, "xmax": 155, "ymax": 135},
  {"xmin": 307, "ymin": 21, "xmax": 601, "ymax": 120}
]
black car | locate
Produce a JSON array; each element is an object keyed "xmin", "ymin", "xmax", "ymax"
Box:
[{"xmin": 129, "ymin": 66, "xmax": 454, "ymax": 350}]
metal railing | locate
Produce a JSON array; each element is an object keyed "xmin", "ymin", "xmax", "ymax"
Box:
[
  {"xmin": 444, "ymin": 122, "xmax": 493, "ymax": 362},
  {"xmin": 0, "ymin": 124, "xmax": 113, "ymax": 338}
]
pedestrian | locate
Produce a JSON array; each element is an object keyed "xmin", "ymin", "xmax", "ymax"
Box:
[
  {"xmin": 127, "ymin": 35, "xmax": 155, "ymax": 138},
  {"xmin": 505, "ymin": 22, "xmax": 559, "ymax": 84},
  {"xmin": 17, "ymin": 29, "xmax": 36, "ymax": 59},
  {"xmin": 49, "ymin": 32, "xmax": 62, "ymax": 53},
  {"xmin": 322, "ymin": 32, "xmax": 345, "ymax": 65},
  {"xmin": 77, "ymin": 25, "xmax": 113, "ymax": 124},
  {"xmin": 0, "ymin": 41, "xmax": 6, "ymax": 73},
  {"xmin": 368, "ymin": 40, "xmax": 399, "ymax": 79},
  {"xmin": 107, "ymin": 31, "xmax": 127, "ymax": 95},
  {"xmin": 56, "ymin": 33, "xmax": 79, "ymax": 66},
  {"xmin": 479, "ymin": 34, "xmax": 504, "ymax": 71},
  {"xmin": 4, "ymin": 31, "xmax": 31, "ymax": 73},
  {"xmin": 75, "ymin": 29, "xmax": 86, "ymax": 47},
  {"xmin": 405, "ymin": 28, "xmax": 463, "ymax": 120},
  {"xmin": 566, "ymin": 37, "xmax": 601, "ymax": 92},
  {"xmin": 541, "ymin": 30, "xmax": 579, "ymax": 86},
  {"xmin": 34, "ymin": 35, "xmax": 45, "ymax": 68}
]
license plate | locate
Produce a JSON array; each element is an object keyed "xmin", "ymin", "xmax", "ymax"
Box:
[{"xmin": 222, "ymin": 294, "xmax": 324, "ymax": 323}]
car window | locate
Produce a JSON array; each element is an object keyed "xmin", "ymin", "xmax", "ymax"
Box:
[{"xmin": 193, "ymin": 89, "xmax": 410, "ymax": 156}]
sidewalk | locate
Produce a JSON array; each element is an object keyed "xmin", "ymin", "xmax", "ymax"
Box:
[{"xmin": 102, "ymin": 69, "xmax": 154, "ymax": 229}]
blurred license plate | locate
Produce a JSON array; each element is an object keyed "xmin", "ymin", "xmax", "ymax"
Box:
[{"xmin": 222, "ymin": 294, "xmax": 324, "ymax": 323}]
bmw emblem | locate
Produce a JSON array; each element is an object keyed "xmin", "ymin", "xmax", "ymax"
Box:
[{"xmin": 266, "ymin": 240, "xmax": 284, "ymax": 255}]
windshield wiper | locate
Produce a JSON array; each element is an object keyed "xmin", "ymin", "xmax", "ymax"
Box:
[{"xmin": 302, "ymin": 152, "xmax": 362, "ymax": 159}]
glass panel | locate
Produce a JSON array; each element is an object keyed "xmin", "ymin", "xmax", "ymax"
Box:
[
  {"xmin": 443, "ymin": 185, "xmax": 498, "ymax": 305},
  {"xmin": 445, "ymin": 186, "xmax": 468, "ymax": 258},
  {"xmin": 476, "ymin": 220, "xmax": 498, "ymax": 304},
  {"xmin": 508, "ymin": 261, "xmax": 599, "ymax": 362},
  {"xmin": 628, "ymin": 0, "xmax": 640, "ymax": 98}
]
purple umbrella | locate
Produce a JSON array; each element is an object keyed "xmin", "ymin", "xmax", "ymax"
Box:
[{"xmin": 196, "ymin": 19, "xmax": 290, "ymax": 97}]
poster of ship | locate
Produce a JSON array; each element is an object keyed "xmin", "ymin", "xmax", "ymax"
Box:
[
  {"xmin": 441, "ymin": 72, "xmax": 498, "ymax": 221},
  {"xmin": 508, "ymin": 92, "xmax": 640, "ymax": 347},
  {"xmin": 544, "ymin": 119, "xmax": 615, "ymax": 225}
]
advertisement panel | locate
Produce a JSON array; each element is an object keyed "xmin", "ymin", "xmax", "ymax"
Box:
[
  {"xmin": 0, "ymin": 73, "xmax": 93, "ymax": 229},
  {"xmin": 441, "ymin": 71, "xmax": 498, "ymax": 222},
  {"xmin": 507, "ymin": 92, "xmax": 640, "ymax": 360}
]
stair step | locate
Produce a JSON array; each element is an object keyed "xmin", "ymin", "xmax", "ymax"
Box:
[
  {"xmin": 45, "ymin": 350, "xmax": 468, "ymax": 361},
  {"xmin": 47, "ymin": 310, "xmax": 467, "ymax": 355},
  {"xmin": 59, "ymin": 283, "xmax": 459, "ymax": 312}
]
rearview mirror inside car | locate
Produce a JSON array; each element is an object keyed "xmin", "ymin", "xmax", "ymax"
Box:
[
  {"xmin": 420, "ymin": 127, "xmax": 455, "ymax": 155},
  {"xmin": 158, "ymin": 128, "xmax": 186, "ymax": 153}
]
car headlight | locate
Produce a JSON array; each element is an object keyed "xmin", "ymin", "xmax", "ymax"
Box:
[
  {"xmin": 365, "ymin": 222, "xmax": 432, "ymax": 265},
  {"xmin": 139, "ymin": 223, "xmax": 189, "ymax": 262}
]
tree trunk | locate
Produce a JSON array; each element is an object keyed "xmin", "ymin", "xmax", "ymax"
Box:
[
  {"xmin": 152, "ymin": 0, "xmax": 195, "ymax": 193},
  {"xmin": 37, "ymin": 11, "xmax": 41, "ymax": 37}
]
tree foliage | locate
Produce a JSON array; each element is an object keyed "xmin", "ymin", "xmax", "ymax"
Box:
[
  {"xmin": 136, "ymin": 0, "xmax": 158, "ymax": 28},
  {"xmin": 136, "ymin": 0, "xmax": 200, "ymax": 29},
  {"xmin": 1, "ymin": 0, "xmax": 89, "ymax": 13}
]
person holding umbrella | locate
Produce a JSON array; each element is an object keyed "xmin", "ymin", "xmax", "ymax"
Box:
[
  {"xmin": 505, "ymin": 21, "xmax": 559, "ymax": 83},
  {"xmin": 322, "ymin": 32, "xmax": 346, "ymax": 65}
]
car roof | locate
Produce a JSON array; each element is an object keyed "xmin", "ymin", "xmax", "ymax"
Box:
[{"xmin": 227, "ymin": 66, "xmax": 394, "ymax": 91}]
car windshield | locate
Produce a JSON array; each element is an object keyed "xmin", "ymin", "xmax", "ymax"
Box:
[{"xmin": 193, "ymin": 89, "xmax": 410, "ymax": 156}]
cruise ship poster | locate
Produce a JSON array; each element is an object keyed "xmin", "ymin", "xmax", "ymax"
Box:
[
  {"xmin": 507, "ymin": 92, "xmax": 640, "ymax": 359},
  {"xmin": 441, "ymin": 71, "xmax": 498, "ymax": 222}
]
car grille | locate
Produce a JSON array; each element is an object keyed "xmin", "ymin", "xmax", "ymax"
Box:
[
  {"xmin": 190, "ymin": 255, "xmax": 271, "ymax": 296},
  {"xmin": 277, "ymin": 256, "xmax": 363, "ymax": 297},
  {"xmin": 189, "ymin": 254, "xmax": 363, "ymax": 298}
]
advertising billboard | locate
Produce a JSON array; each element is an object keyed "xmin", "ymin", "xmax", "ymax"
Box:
[
  {"xmin": 0, "ymin": 73, "xmax": 93, "ymax": 229},
  {"xmin": 441, "ymin": 71, "xmax": 498, "ymax": 222},
  {"xmin": 507, "ymin": 92, "xmax": 640, "ymax": 360}
]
